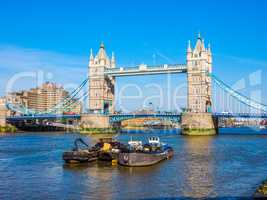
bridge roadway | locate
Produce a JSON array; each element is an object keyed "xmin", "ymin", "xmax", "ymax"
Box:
[
  {"xmin": 109, "ymin": 113, "xmax": 267, "ymax": 123},
  {"xmin": 109, "ymin": 113, "xmax": 181, "ymax": 123},
  {"xmin": 104, "ymin": 64, "xmax": 187, "ymax": 77},
  {"xmin": 6, "ymin": 114, "xmax": 81, "ymax": 121},
  {"xmin": 6, "ymin": 113, "xmax": 267, "ymax": 123},
  {"xmin": 213, "ymin": 112, "xmax": 267, "ymax": 118}
]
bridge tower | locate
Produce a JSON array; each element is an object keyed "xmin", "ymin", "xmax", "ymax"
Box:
[
  {"xmin": 187, "ymin": 33, "xmax": 212, "ymax": 112},
  {"xmin": 88, "ymin": 42, "xmax": 115, "ymax": 114},
  {"xmin": 182, "ymin": 34, "xmax": 217, "ymax": 135}
]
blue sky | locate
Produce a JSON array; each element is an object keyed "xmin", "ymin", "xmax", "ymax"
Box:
[{"xmin": 0, "ymin": 0, "xmax": 267, "ymax": 111}]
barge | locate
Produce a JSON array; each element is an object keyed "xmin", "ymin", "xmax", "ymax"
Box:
[
  {"xmin": 63, "ymin": 138, "xmax": 127, "ymax": 164},
  {"xmin": 63, "ymin": 137, "xmax": 174, "ymax": 167},
  {"xmin": 63, "ymin": 138, "xmax": 99, "ymax": 163},
  {"xmin": 118, "ymin": 137, "xmax": 174, "ymax": 167}
]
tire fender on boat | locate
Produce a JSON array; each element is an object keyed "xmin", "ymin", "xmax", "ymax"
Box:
[{"xmin": 123, "ymin": 154, "xmax": 129, "ymax": 163}]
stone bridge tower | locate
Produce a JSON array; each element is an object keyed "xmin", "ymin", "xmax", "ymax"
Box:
[
  {"xmin": 182, "ymin": 34, "xmax": 217, "ymax": 135},
  {"xmin": 88, "ymin": 42, "xmax": 115, "ymax": 114},
  {"xmin": 187, "ymin": 33, "xmax": 212, "ymax": 113}
]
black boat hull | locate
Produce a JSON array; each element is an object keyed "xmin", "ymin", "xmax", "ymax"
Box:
[
  {"xmin": 118, "ymin": 148, "xmax": 173, "ymax": 167},
  {"xmin": 63, "ymin": 150, "xmax": 98, "ymax": 163}
]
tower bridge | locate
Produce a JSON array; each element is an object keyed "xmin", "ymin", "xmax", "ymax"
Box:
[
  {"xmin": 88, "ymin": 34, "xmax": 212, "ymax": 116},
  {"xmin": 2, "ymin": 33, "xmax": 267, "ymax": 135},
  {"xmin": 87, "ymin": 34, "xmax": 215, "ymax": 135}
]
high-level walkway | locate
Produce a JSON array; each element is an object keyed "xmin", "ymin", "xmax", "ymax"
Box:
[{"xmin": 104, "ymin": 64, "xmax": 187, "ymax": 77}]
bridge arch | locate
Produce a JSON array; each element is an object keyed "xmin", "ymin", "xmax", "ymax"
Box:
[{"xmin": 109, "ymin": 114, "xmax": 181, "ymax": 124}]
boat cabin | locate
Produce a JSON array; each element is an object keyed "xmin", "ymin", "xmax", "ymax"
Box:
[
  {"xmin": 128, "ymin": 140, "xmax": 143, "ymax": 151},
  {"xmin": 148, "ymin": 137, "xmax": 160, "ymax": 146}
]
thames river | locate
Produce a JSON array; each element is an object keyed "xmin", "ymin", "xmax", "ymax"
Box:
[{"xmin": 1, "ymin": 128, "xmax": 267, "ymax": 200}]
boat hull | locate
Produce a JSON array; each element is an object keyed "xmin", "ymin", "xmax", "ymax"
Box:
[
  {"xmin": 118, "ymin": 148, "xmax": 173, "ymax": 167},
  {"xmin": 98, "ymin": 151, "xmax": 118, "ymax": 161},
  {"xmin": 63, "ymin": 150, "xmax": 98, "ymax": 163}
]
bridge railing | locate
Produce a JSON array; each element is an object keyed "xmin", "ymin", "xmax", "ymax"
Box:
[
  {"xmin": 6, "ymin": 114, "xmax": 81, "ymax": 121},
  {"xmin": 213, "ymin": 112, "xmax": 267, "ymax": 118}
]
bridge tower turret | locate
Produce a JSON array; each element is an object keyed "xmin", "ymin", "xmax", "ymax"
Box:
[
  {"xmin": 88, "ymin": 42, "xmax": 115, "ymax": 114},
  {"xmin": 186, "ymin": 33, "xmax": 212, "ymax": 113}
]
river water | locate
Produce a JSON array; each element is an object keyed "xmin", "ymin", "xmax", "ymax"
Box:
[{"xmin": 1, "ymin": 128, "xmax": 267, "ymax": 200}]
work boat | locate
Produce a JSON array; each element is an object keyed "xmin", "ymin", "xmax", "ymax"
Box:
[
  {"xmin": 63, "ymin": 138, "xmax": 126, "ymax": 164},
  {"xmin": 63, "ymin": 138, "xmax": 99, "ymax": 163},
  {"xmin": 118, "ymin": 137, "xmax": 174, "ymax": 167}
]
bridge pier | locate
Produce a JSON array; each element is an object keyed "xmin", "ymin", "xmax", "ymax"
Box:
[
  {"xmin": 0, "ymin": 99, "xmax": 7, "ymax": 127},
  {"xmin": 181, "ymin": 112, "xmax": 218, "ymax": 136},
  {"xmin": 80, "ymin": 114, "xmax": 110, "ymax": 128}
]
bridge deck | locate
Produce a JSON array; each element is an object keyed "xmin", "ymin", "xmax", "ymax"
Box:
[
  {"xmin": 6, "ymin": 113, "xmax": 267, "ymax": 122},
  {"xmin": 213, "ymin": 113, "xmax": 267, "ymax": 118},
  {"xmin": 104, "ymin": 64, "xmax": 187, "ymax": 77},
  {"xmin": 6, "ymin": 114, "xmax": 81, "ymax": 121},
  {"xmin": 109, "ymin": 113, "xmax": 181, "ymax": 123}
]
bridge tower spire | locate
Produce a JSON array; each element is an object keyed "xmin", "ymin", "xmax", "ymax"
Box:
[
  {"xmin": 89, "ymin": 48, "xmax": 94, "ymax": 66},
  {"xmin": 111, "ymin": 52, "xmax": 116, "ymax": 68},
  {"xmin": 88, "ymin": 42, "xmax": 115, "ymax": 114}
]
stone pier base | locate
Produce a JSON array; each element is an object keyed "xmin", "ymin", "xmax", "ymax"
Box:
[
  {"xmin": 0, "ymin": 116, "xmax": 6, "ymax": 127},
  {"xmin": 181, "ymin": 112, "xmax": 218, "ymax": 136},
  {"xmin": 0, "ymin": 104, "xmax": 7, "ymax": 127},
  {"xmin": 80, "ymin": 114, "xmax": 110, "ymax": 128}
]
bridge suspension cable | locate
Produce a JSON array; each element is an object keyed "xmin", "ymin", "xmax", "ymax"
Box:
[
  {"xmin": 54, "ymin": 90, "xmax": 89, "ymax": 114},
  {"xmin": 44, "ymin": 78, "xmax": 89, "ymax": 114},
  {"xmin": 6, "ymin": 78, "xmax": 89, "ymax": 115},
  {"xmin": 210, "ymin": 73, "xmax": 267, "ymax": 113}
]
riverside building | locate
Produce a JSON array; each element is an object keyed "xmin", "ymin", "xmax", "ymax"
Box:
[{"xmin": 6, "ymin": 82, "xmax": 82, "ymax": 114}]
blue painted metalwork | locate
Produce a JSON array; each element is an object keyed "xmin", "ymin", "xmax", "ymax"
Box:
[
  {"xmin": 109, "ymin": 113, "xmax": 267, "ymax": 124},
  {"xmin": 7, "ymin": 112, "xmax": 267, "ymax": 124},
  {"xmin": 213, "ymin": 112, "xmax": 267, "ymax": 119},
  {"xmin": 109, "ymin": 114, "xmax": 181, "ymax": 123},
  {"xmin": 7, "ymin": 114, "xmax": 81, "ymax": 121}
]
